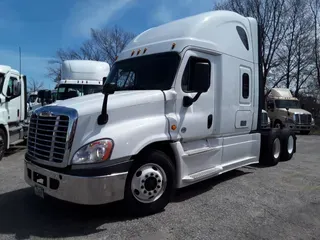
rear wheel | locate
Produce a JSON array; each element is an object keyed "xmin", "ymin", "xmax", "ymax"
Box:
[
  {"xmin": 260, "ymin": 129, "xmax": 282, "ymax": 166},
  {"xmin": 124, "ymin": 149, "xmax": 176, "ymax": 216},
  {"xmin": 280, "ymin": 128, "xmax": 296, "ymax": 161},
  {"xmin": 0, "ymin": 129, "xmax": 7, "ymax": 161}
]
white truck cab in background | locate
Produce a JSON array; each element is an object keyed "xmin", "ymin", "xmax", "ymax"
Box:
[
  {"xmin": 0, "ymin": 65, "xmax": 28, "ymax": 160},
  {"xmin": 266, "ymin": 88, "xmax": 314, "ymax": 134},
  {"xmin": 24, "ymin": 10, "xmax": 297, "ymax": 216},
  {"xmin": 28, "ymin": 91, "xmax": 39, "ymax": 108},
  {"xmin": 54, "ymin": 60, "xmax": 110, "ymax": 102}
]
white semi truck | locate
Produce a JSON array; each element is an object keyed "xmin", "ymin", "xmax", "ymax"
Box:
[
  {"xmin": 0, "ymin": 65, "xmax": 28, "ymax": 160},
  {"xmin": 24, "ymin": 10, "xmax": 297, "ymax": 215},
  {"xmin": 54, "ymin": 60, "xmax": 110, "ymax": 102},
  {"xmin": 266, "ymin": 88, "xmax": 315, "ymax": 134},
  {"xmin": 26, "ymin": 60, "xmax": 110, "ymax": 122}
]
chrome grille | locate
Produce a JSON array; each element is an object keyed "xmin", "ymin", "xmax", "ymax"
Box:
[
  {"xmin": 294, "ymin": 113, "xmax": 312, "ymax": 125},
  {"xmin": 26, "ymin": 106, "xmax": 78, "ymax": 168}
]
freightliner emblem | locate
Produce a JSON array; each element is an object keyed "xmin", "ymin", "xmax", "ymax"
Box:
[{"xmin": 39, "ymin": 111, "xmax": 54, "ymax": 117}]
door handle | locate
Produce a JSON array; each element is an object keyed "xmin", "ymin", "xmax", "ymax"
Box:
[{"xmin": 207, "ymin": 114, "xmax": 213, "ymax": 129}]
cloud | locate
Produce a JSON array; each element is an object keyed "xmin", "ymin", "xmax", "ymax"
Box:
[
  {"xmin": 153, "ymin": 4, "xmax": 174, "ymax": 25},
  {"xmin": 65, "ymin": 0, "xmax": 136, "ymax": 38},
  {"xmin": 0, "ymin": 49, "xmax": 53, "ymax": 88},
  {"xmin": 152, "ymin": 0, "xmax": 214, "ymax": 26}
]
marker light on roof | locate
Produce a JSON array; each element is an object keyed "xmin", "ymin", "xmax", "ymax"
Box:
[
  {"xmin": 171, "ymin": 43, "xmax": 176, "ymax": 50},
  {"xmin": 131, "ymin": 50, "xmax": 135, "ymax": 56},
  {"xmin": 143, "ymin": 48, "xmax": 147, "ymax": 54},
  {"xmin": 137, "ymin": 49, "xmax": 141, "ymax": 55}
]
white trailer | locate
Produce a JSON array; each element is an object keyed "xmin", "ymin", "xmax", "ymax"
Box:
[
  {"xmin": 24, "ymin": 10, "xmax": 297, "ymax": 216},
  {"xmin": 0, "ymin": 65, "xmax": 28, "ymax": 160}
]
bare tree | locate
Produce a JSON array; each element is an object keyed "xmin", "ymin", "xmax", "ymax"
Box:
[
  {"xmin": 214, "ymin": 0, "xmax": 291, "ymax": 96},
  {"xmin": 91, "ymin": 25, "xmax": 136, "ymax": 64},
  {"xmin": 28, "ymin": 78, "xmax": 44, "ymax": 93},
  {"xmin": 47, "ymin": 25, "xmax": 135, "ymax": 82},
  {"xmin": 309, "ymin": 0, "xmax": 320, "ymax": 87}
]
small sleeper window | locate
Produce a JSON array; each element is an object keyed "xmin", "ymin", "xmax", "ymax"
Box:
[
  {"xmin": 242, "ymin": 73, "xmax": 249, "ymax": 99},
  {"xmin": 236, "ymin": 26, "xmax": 249, "ymax": 50}
]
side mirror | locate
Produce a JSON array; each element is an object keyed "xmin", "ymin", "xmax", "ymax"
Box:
[
  {"xmin": 103, "ymin": 82, "xmax": 117, "ymax": 95},
  {"xmin": 191, "ymin": 62, "xmax": 210, "ymax": 93}
]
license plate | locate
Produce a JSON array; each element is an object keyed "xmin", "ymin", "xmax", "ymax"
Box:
[{"xmin": 34, "ymin": 185, "xmax": 44, "ymax": 198}]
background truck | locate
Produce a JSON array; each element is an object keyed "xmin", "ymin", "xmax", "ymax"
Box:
[
  {"xmin": 25, "ymin": 60, "xmax": 110, "ymax": 125},
  {"xmin": 24, "ymin": 10, "xmax": 297, "ymax": 216},
  {"xmin": 0, "ymin": 65, "xmax": 28, "ymax": 160},
  {"xmin": 266, "ymin": 88, "xmax": 314, "ymax": 134},
  {"xmin": 261, "ymin": 109, "xmax": 271, "ymax": 129},
  {"xmin": 54, "ymin": 60, "xmax": 110, "ymax": 102}
]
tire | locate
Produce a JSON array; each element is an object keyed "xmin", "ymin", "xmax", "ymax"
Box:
[
  {"xmin": 0, "ymin": 128, "xmax": 7, "ymax": 161},
  {"xmin": 260, "ymin": 128, "xmax": 282, "ymax": 166},
  {"xmin": 124, "ymin": 149, "xmax": 176, "ymax": 216},
  {"xmin": 280, "ymin": 128, "xmax": 296, "ymax": 161},
  {"xmin": 300, "ymin": 130, "xmax": 310, "ymax": 135}
]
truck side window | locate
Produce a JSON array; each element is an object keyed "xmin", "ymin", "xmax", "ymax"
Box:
[
  {"xmin": 7, "ymin": 77, "xmax": 17, "ymax": 96},
  {"xmin": 236, "ymin": 26, "xmax": 249, "ymax": 50},
  {"xmin": 182, "ymin": 57, "xmax": 211, "ymax": 93},
  {"xmin": 242, "ymin": 73, "xmax": 249, "ymax": 99}
]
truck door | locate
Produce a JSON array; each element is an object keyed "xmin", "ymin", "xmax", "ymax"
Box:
[
  {"xmin": 173, "ymin": 50, "xmax": 222, "ymax": 173},
  {"xmin": 5, "ymin": 74, "xmax": 21, "ymax": 123},
  {"xmin": 174, "ymin": 50, "xmax": 215, "ymax": 140}
]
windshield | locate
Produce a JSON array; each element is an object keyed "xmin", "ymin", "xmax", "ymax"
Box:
[
  {"xmin": 56, "ymin": 84, "xmax": 102, "ymax": 100},
  {"xmin": 275, "ymin": 100, "xmax": 301, "ymax": 109},
  {"xmin": 28, "ymin": 95, "xmax": 37, "ymax": 103},
  {"xmin": 105, "ymin": 52, "xmax": 181, "ymax": 90}
]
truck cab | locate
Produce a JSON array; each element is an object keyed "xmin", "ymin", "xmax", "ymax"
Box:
[
  {"xmin": 0, "ymin": 65, "xmax": 28, "ymax": 160},
  {"xmin": 266, "ymin": 88, "xmax": 314, "ymax": 134},
  {"xmin": 54, "ymin": 60, "xmax": 110, "ymax": 103},
  {"xmin": 24, "ymin": 10, "xmax": 297, "ymax": 216}
]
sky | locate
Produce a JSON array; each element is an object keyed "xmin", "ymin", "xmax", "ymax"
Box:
[{"xmin": 0, "ymin": 0, "xmax": 215, "ymax": 89}]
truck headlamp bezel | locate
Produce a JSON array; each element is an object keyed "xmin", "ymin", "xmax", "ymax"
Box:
[{"xmin": 71, "ymin": 138, "xmax": 114, "ymax": 165}]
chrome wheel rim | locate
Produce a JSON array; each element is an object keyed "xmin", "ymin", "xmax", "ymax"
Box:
[
  {"xmin": 273, "ymin": 138, "xmax": 281, "ymax": 159},
  {"xmin": 131, "ymin": 163, "xmax": 167, "ymax": 203},
  {"xmin": 287, "ymin": 135, "xmax": 294, "ymax": 155}
]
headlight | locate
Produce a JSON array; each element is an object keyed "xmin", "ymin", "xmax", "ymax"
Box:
[
  {"xmin": 268, "ymin": 117, "xmax": 270, "ymax": 126},
  {"xmin": 311, "ymin": 118, "xmax": 315, "ymax": 125},
  {"xmin": 72, "ymin": 139, "xmax": 114, "ymax": 164}
]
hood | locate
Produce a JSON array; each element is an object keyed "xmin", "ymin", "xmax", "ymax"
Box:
[
  {"xmin": 49, "ymin": 90, "xmax": 165, "ymax": 116},
  {"xmin": 277, "ymin": 108, "xmax": 312, "ymax": 117}
]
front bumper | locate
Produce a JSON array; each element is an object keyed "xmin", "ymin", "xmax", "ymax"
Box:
[
  {"xmin": 284, "ymin": 123, "xmax": 315, "ymax": 131},
  {"xmin": 24, "ymin": 160, "xmax": 128, "ymax": 205}
]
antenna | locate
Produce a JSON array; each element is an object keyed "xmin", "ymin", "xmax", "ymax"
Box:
[{"xmin": 19, "ymin": 46, "xmax": 22, "ymax": 79}]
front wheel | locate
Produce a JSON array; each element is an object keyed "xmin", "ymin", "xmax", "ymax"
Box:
[{"xmin": 124, "ymin": 149, "xmax": 176, "ymax": 216}]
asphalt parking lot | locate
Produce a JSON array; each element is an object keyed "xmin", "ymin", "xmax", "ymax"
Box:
[{"xmin": 0, "ymin": 135, "xmax": 319, "ymax": 240}]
